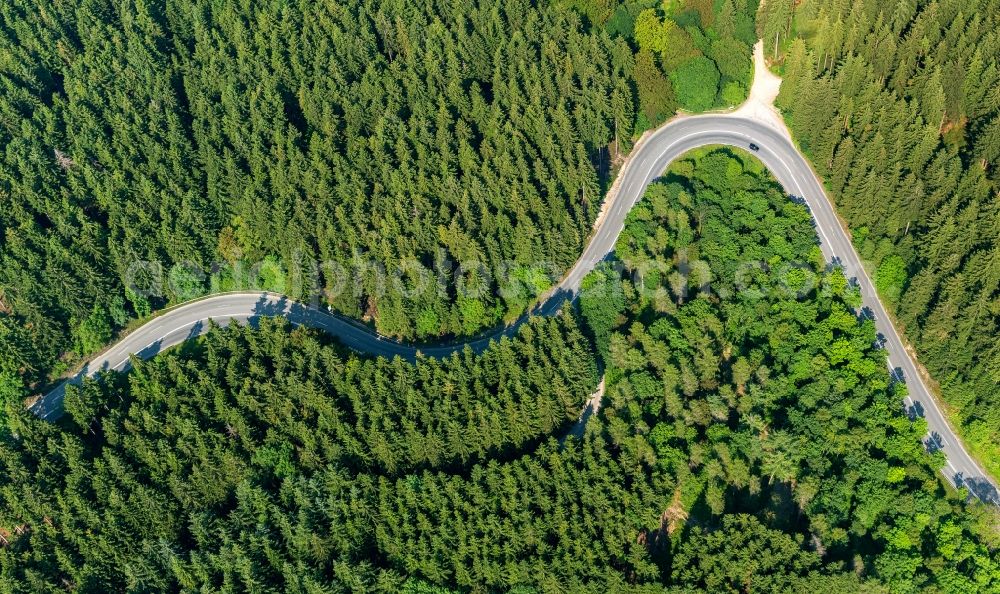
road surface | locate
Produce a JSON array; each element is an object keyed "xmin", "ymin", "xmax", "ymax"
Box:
[{"xmin": 29, "ymin": 114, "xmax": 998, "ymax": 505}]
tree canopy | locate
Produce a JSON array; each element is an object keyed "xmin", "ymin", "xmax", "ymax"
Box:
[
  {"xmin": 0, "ymin": 0, "xmax": 758, "ymax": 402},
  {"xmin": 0, "ymin": 148, "xmax": 995, "ymax": 592},
  {"xmin": 670, "ymin": 56, "xmax": 722, "ymax": 112},
  {"xmin": 768, "ymin": 0, "xmax": 1000, "ymax": 479}
]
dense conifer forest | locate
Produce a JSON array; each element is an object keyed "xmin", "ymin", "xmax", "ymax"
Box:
[
  {"xmin": 1, "ymin": 149, "xmax": 996, "ymax": 592},
  {"xmin": 1, "ymin": 0, "xmax": 998, "ymax": 591},
  {"xmin": 758, "ymin": 0, "xmax": 1000, "ymax": 478},
  {"xmin": 0, "ymin": 0, "xmax": 757, "ymax": 404}
]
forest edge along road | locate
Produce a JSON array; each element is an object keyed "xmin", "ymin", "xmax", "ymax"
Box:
[
  {"xmin": 31, "ymin": 116, "xmax": 999, "ymax": 505},
  {"xmin": 29, "ymin": 49, "xmax": 1000, "ymax": 506}
]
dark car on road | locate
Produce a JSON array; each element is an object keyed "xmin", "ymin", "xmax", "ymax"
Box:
[{"xmin": 749, "ymin": 142, "xmax": 760, "ymax": 151}]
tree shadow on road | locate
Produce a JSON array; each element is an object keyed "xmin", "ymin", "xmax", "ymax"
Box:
[{"xmin": 954, "ymin": 473, "xmax": 1000, "ymax": 505}]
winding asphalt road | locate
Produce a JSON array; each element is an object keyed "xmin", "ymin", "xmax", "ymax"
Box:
[{"xmin": 29, "ymin": 114, "xmax": 998, "ymax": 504}]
